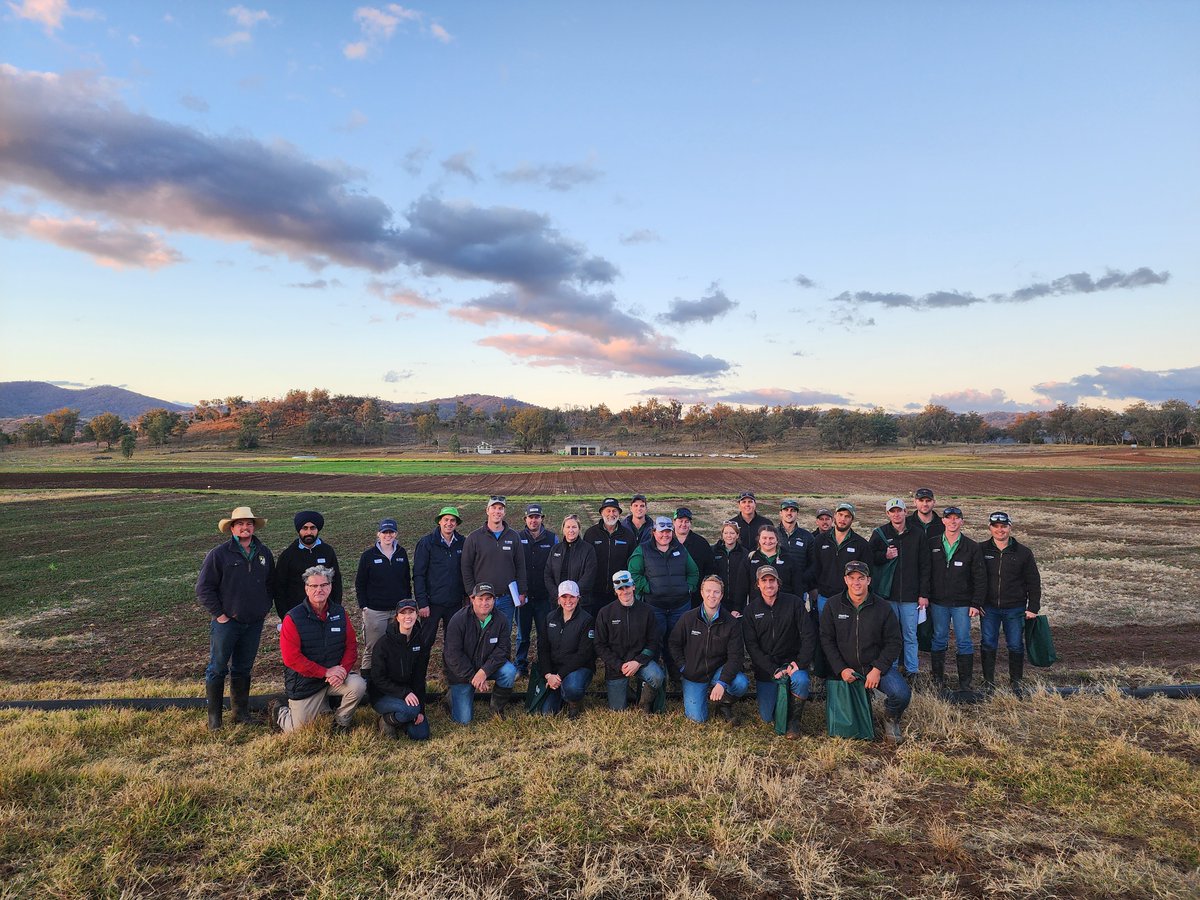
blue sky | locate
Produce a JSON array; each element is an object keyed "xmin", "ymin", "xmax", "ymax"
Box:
[{"xmin": 1, "ymin": 1, "xmax": 1197, "ymax": 412}]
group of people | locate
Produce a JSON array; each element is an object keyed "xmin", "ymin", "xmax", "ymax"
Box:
[{"xmin": 195, "ymin": 488, "xmax": 1042, "ymax": 743}]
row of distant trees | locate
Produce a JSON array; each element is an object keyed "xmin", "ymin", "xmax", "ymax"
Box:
[{"xmin": 4, "ymin": 394, "xmax": 1198, "ymax": 453}]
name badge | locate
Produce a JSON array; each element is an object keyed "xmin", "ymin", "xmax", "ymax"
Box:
[
  {"xmin": 331, "ymin": 627, "xmax": 342, "ymax": 632},
  {"xmin": 587, "ymin": 629, "xmax": 595, "ymax": 639},
  {"xmin": 672, "ymin": 551, "xmax": 681, "ymax": 557},
  {"xmin": 611, "ymin": 619, "xmax": 622, "ymax": 624},
  {"xmin": 549, "ymin": 623, "xmax": 559, "ymax": 629},
  {"xmin": 413, "ymin": 645, "xmax": 422, "ymax": 651},
  {"xmin": 954, "ymin": 561, "xmax": 964, "ymax": 567},
  {"xmin": 520, "ymin": 539, "xmax": 529, "ymax": 544},
  {"xmin": 615, "ymin": 540, "xmax": 627, "ymax": 545},
  {"xmin": 489, "ymin": 637, "xmax": 499, "ymax": 644},
  {"xmin": 374, "ymin": 559, "xmax": 383, "ymax": 564},
  {"xmin": 838, "ymin": 614, "xmax": 850, "ymax": 619},
  {"xmin": 317, "ymin": 558, "xmax": 326, "ymax": 564},
  {"xmin": 691, "ymin": 630, "xmax": 702, "ymax": 635},
  {"xmin": 754, "ymin": 613, "xmax": 764, "ymax": 619},
  {"xmin": 846, "ymin": 548, "xmax": 856, "ymax": 553},
  {"xmin": 502, "ymin": 546, "xmax": 512, "ymax": 551}
]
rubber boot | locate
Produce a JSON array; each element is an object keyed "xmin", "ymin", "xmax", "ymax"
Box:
[
  {"xmin": 378, "ymin": 712, "xmax": 400, "ymax": 739},
  {"xmin": 565, "ymin": 699, "xmax": 583, "ymax": 720},
  {"xmin": 1009, "ymin": 653, "xmax": 1025, "ymax": 698},
  {"xmin": 930, "ymin": 651, "xmax": 946, "ymax": 692},
  {"xmin": 491, "ymin": 684, "xmax": 513, "ymax": 720},
  {"xmin": 717, "ymin": 697, "xmax": 736, "ymax": 723},
  {"xmin": 229, "ymin": 676, "xmax": 255, "ymax": 725},
  {"xmin": 956, "ymin": 654, "xmax": 974, "ymax": 692},
  {"xmin": 785, "ymin": 696, "xmax": 806, "ymax": 740},
  {"xmin": 206, "ymin": 680, "xmax": 224, "ymax": 731},
  {"xmin": 884, "ymin": 713, "xmax": 903, "ymax": 744},
  {"xmin": 981, "ymin": 649, "xmax": 997, "ymax": 692},
  {"xmin": 638, "ymin": 681, "xmax": 657, "ymax": 713}
]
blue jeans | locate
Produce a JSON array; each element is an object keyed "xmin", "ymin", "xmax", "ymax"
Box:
[
  {"xmin": 605, "ymin": 660, "xmax": 666, "ymax": 710},
  {"xmin": 493, "ymin": 596, "xmax": 516, "ymax": 645},
  {"xmin": 755, "ymin": 670, "xmax": 810, "ymax": 722},
  {"xmin": 981, "ymin": 606, "xmax": 1025, "ymax": 654},
  {"xmin": 651, "ymin": 603, "xmax": 690, "ymax": 675},
  {"xmin": 930, "ymin": 604, "xmax": 974, "ymax": 654},
  {"xmin": 204, "ymin": 617, "xmax": 265, "ymax": 684},
  {"xmin": 516, "ymin": 599, "xmax": 550, "ymax": 671},
  {"xmin": 681, "ymin": 672, "xmax": 750, "ymax": 723},
  {"xmin": 890, "ymin": 601, "xmax": 919, "ymax": 674},
  {"xmin": 371, "ymin": 694, "xmax": 431, "ymax": 740},
  {"xmin": 542, "ymin": 667, "xmax": 594, "ymax": 714},
  {"xmin": 448, "ymin": 661, "xmax": 518, "ymax": 724},
  {"xmin": 872, "ymin": 667, "xmax": 912, "ymax": 718}
]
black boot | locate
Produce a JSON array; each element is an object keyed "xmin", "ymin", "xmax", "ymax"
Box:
[
  {"xmin": 785, "ymin": 696, "xmax": 806, "ymax": 739},
  {"xmin": 930, "ymin": 651, "xmax": 946, "ymax": 691},
  {"xmin": 981, "ymin": 649, "xmax": 997, "ymax": 692},
  {"xmin": 638, "ymin": 681, "xmax": 657, "ymax": 713},
  {"xmin": 717, "ymin": 697, "xmax": 736, "ymax": 723},
  {"xmin": 884, "ymin": 714, "xmax": 903, "ymax": 744},
  {"xmin": 206, "ymin": 680, "xmax": 224, "ymax": 731},
  {"xmin": 229, "ymin": 676, "xmax": 255, "ymax": 725},
  {"xmin": 491, "ymin": 685, "xmax": 513, "ymax": 719},
  {"xmin": 956, "ymin": 654, "xmax": 974, "ymax": 692},
  {"xmin": 565, "ymin": 699, "xmax": 583, "ymax": 720},
  {"xmin": 1009, "ymin": 653, "xmax": 1025, "ymax": 697},
  {"xmin": 378, "ymin": 712, "xmax": 400, "ymax": 739}
]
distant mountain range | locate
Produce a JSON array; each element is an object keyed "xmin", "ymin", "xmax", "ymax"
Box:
[{"xmin": 0, "ymin": 382, "xmax": 191, "ymax": 420}]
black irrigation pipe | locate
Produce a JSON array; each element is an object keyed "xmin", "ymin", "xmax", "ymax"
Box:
[{"xmin": 3, "ymin": 684, "xmax": 1200, "ymax": 712}]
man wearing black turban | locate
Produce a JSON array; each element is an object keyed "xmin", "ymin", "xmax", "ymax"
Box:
[{"xmin": 273, "ymin": 510, "xmax": 343, "ymax": 619}]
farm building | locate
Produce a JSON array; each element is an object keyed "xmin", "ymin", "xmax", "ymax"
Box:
[{"xmin": 564, "ymin": 443, "xmax": 600, "ymax": 456}]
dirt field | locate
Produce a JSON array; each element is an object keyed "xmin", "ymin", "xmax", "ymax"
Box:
[{"xmin": 2, "ymin": 464, "xmax": 1197, "ymax": 499}]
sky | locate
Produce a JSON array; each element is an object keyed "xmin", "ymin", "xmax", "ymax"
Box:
[{"xmin": 1, "ymin": 1, "xmax": 1198, "ymax": 413}]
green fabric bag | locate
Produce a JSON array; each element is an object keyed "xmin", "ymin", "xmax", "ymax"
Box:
[
  {"xmin": 1024, "ymin": 615, "xmax": 1058, "ymax": 667},
  {"xmin": 525, "ymin": 660, "xmax": 551, "ymax": 713},
  {"xmin": 773, "ymin": 675, "xmax": 790, "ymax": 736},
  {"xmin": 917, "ymin": 614, "xmax": 933, "ymax": 652},
  {"xmin": 871, "ymin": 527, "xmax": 898, "ymax": 597},
  {"xmin": 825, "ymin": 674, "xmax": 874, "ymax": 740}
]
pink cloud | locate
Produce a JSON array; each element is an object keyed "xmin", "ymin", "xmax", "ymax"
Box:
[{"xmin": 478, "ymin": 332, "xmax": 728, "ymax": 378}]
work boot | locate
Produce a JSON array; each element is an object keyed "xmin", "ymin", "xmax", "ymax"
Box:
[
  {"xmin": 565, "ymin": 699, "xmax": 583, "ymax": 720},
  {"xmin": 956, "ymin": 654, "xmax": 975, "ymax": 692},
  {"xmin": 205, "ymin": 680, "xmax": 224, "ymax": 731},
  {"xmin": 785, "ymin": 696, "xmax": 806, "ymax": 740},
  {"xmin": 267, "ymin": 698, "xmax": 284, "ymax": 732},
  {"xmin": 229, "ymin": 676, "xmax": 255, "ymax": 725},
  {"xmin": 717, "ymin": 697, "xmax": 736, "ymax": 723},
  {"xmin": 1009, "ymin": 653, "xmax": 1025, "ymax": 698},
  {"xmin": 378, "ymin": 713, "xmax": 400, "ymax": 739},
  {"xmin": 883, "ymin": 715, "xmax": 903, "ymax": 744},
  {"xmin": 491, "ymin": 685, "xmax": 513, "ymax": 720},
  {"xmin": 638, "ymin": 682, "xmax": 657, "ymax": 713},
  {"xmin": 930, "ymin": 651, "xmax": 946, "ymax": 692},
  {"xmin": 981, "ymin": 649, "xmax": 998, "ymax": 693}
]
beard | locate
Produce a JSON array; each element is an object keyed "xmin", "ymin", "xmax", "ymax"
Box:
[{"xmin": 300, "ymin": 534, "xmax": 318, "ymax": 546}]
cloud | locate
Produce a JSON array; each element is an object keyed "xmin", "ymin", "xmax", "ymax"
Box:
[
  {"xmin": 633, "ymin": 386, "xmax": 850, "ymax": 406},
  {"xmin": 8, "ymin": 0, "xmax": 98, "ymax": 33},
  {"xmin": 179, "ymin": 94, "xmax": 209, "ymax": 113},
  {"xmin": 478, "ymin": 332, "xmax": 729, "ymax": 378},
  {"xmin": 383, "ymin": 369, "xmax": 413, "ymax": 382},
  {"xmin": 344, "ymin": 4, "xmax": 449, "ymax": 58},
  {"xmin": 440, "ymin": 150, "xmax": 478, "ymax": 183},
  {"xmin": 1032, "ymin": 365, "xmax": 1200, "ymax": 405},
  {"xmin": 793, "ymin": 274, "xmax": 815, "ymax": 288},
  {"xmin": 366, "ymin": 278, "xmax": 441, "ymax": 310},
  {"xmin": 497, "ymin": 161, "xmax": 602, "ymax": 192},
  {"xmin": 334, "ymin": 109, "xmax": 369, "ymax": 132},
  {"xmin": 619, "ymin": 228, "xmax": 661, "ymax": 245},
  {"xmin": 927, "ymin": 388, "xmax": 1053, "ymax": 413},
  {"xmin": 214, "ymin": 30, "xmax": 251, "ymax": 49},
  {"xmin": 455, "ymin": 286, "xmax": 649, "ymax": 340},
  {"xmin": 228, "ymin": 5, "xmax": 270, "ymax": 28},
  {"xmin": 401, "ymin": 142, "xmax": 431, "ymax": 176},
  {"xmin": 0, "ymin": 209, "xmax": 182, "ymax": 268},
  {"xmin": 658, "ymin": 284, "xmax": 738, "ymax": 325},
  {"xmin": 831, "ymin": 267, "xmax": 1170, "ymax": 311},
  {"xmin": 287, "ymin": 278, "xmax": 342, "ymax": 289}
]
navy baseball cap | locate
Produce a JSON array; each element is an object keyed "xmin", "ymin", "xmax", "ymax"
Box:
[
  {"xmin": 525, "ymin": 504, "xmax": 543, "ymax": 516},
  {"xmin": 674, "ymin": 507, "xmax": 693, "ymax": 520},
  {"xmin": 378, "ymin": 518, "xmax": 398, "ymax": 532},
  {"xmin": 989, "ymin": 512, "xmax": 1012, "ymax": 526},
  {"xmin": 844, "ymin": 561, "xmax": 870, "ymax": 576},
  {"xmin": 599, "ymin": 497, "xmax": 622, "ymax": 512},
  {"xmin": 943, "ymin": 506, "xmax": 964, "ymax": 518},
  {"xmin": 915, "ymin": 488, "xmax": 935, "ymax": 500}
]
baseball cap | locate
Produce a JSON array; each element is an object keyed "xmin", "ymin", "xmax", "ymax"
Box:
[
  {"xmin": 395, "ymin": 598, "xmax": 418, "ymax": 613},
  {"xmin": 487, "ymin": 495, "xmax": 507, "ymax": 508},
  {"xmin": 756, "ymin": 565, "xmax": 780, "ymax": 582},
  {"xmin": 738, "ymin": 491, "xmax": 756, "ymax": 501},
  {"xmin": 780, "ymin": 499, "xmax": 801, "ymax": 511},
  {"xmin": 525, "ymin": 503, "xmax": 543, "ymax": 516},
  {"xmin": 654, "ymin": 516, "xmax": 673, "ymax": 531},
  {"xmin": 943, "ymin": 506, "xmax": 964, "ymax": 518},
  {"xmin": 915, "ymin": 488, "xmax": 935, "ymax": 500},
  {"xmin": 835, "ymin": 502, "xmax": 855, "ymax": 514},
  {"xmin": 612, "ymin": 570, "xmax": 634, "ymax": 589},
  {"xmin": 631, "ymin": 493, "xmax": 648, "ymax": 503},
  {"xmin": 844, "ymin": 560, "xmax": 870, "ymax": 576},
  {"xmin": 816, "ymin": 508, "xmax": 833, "ymax": 518},
  {"xmin": 989, "ymin": 512, "xmax": 1012, "ymax": 526},
  {"xmin": 378, "ymin": 518, "xmax": 398, "ymax": 532},
  {"xmin": 471, "ymin": 582, "xmax": 496, "ymax": 597},
  {"xmin": 886, "ymin": 498, "xmax": 906, "ymax": 511},
  {"xmin": 599, "ymin": 497, "xmax": 622, "ymax": 512},
  {"xmin": 557, "ymin": 580, "xmax": 580, "ymax": 597},
  {"xmin": 674, "ymin": 507, "xmax": 693, "ymax": 520}
]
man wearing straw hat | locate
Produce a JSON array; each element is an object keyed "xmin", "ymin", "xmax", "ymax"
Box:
[{"xmin": 196, "ymin": 505, "xmax": 275, "ymax": 730}]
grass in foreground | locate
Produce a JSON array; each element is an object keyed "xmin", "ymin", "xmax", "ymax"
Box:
[{"xmin": 1, "ymin": 685, "xmax": 1197, "ymax": 899}]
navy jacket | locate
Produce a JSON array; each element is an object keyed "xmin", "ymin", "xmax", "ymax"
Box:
[
  {"xmin": 196, "ymin": 536, "xmax": 274, "ymax": 622},
  {"xmin": 355, "ymin": 543, "xmax": 412, "ymax": 611},
  {"xmin": 412, "ymin": 529, "xmax": 466, "ymax": 609},
  {"xmin": 273, "ymin": 539, "xmax": 342, "ymax": 619},
  {"xmin": 537, "ymin": 608, "xmax": 596, "ymax": 675}
]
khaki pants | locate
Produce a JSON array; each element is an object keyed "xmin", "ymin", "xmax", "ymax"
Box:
[
  {"xmin": 278, "ymin": 674, "xmax": 368, "ymax": 732},
  {"xmin": 360, "ymin": 607, "xmax": 394, "ymax": 671}
]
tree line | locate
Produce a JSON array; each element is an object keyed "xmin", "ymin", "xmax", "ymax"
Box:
[{"xmin": 4, "ymin": 394, "xmax": 1198, "ymax": 453}]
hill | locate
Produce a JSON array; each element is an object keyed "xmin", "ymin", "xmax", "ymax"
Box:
[
  {"xmin": 0, "ymin": 381, "xmax": 191, "ymax": 420},
  {"xmin": 387, "ymin": 393, "xmax": 540, "ymax": 419}
]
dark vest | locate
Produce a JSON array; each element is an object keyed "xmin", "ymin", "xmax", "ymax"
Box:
[
  {"xmin": 640, "ymin": 542, "xmax": 691, "ymax": 609},
  {"xmin": 285, "ymin": 601, "xmax": 349, "ymax": 700}
]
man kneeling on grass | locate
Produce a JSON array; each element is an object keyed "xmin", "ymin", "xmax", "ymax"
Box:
[
  {"xmin": 443, "ymin": 582, "xmax": 519, "ymax": 724},
  {"xmin": 370, "ymin": 599, "xmax": 431, "ymax": 740},
  {"xmin": 742, "ymin": 565, "xmax": 815, "ymax": 739},
  {"xmin": 275, "ymin": 566, "xmax": 367, "ymax": 734},
  {"xmin": 668, "ymin": 575, "xmax": 750, "ymax": 723},
  {"xmin": 819, "ymin": 561, "xmax": 910, "ymax": 743}
]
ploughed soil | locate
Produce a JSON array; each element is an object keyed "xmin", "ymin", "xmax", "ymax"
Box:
[{"xmin": 1, "ymin": 466, "xmax": 1197, "ymax": 499}]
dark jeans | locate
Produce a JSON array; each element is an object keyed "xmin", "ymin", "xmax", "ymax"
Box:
[
  {"xmin": 422, "ymin": 603, "xmax": 458, "ymax": 649},
  {"xmin": 981, "ymin": 606, "xmax": 1025, "ymax": 654},
  {"xmin": 542, "ymin": 667, "xmax": 594, "ymax": 714},
  {"xmin": 650, "ymin": 602, "xmax": 690, "ymax": 676},
  {"xmin": 372, "ymin": 695, "xmax": 431, "ymax": 740},
  {"xmin": 516, "ymin": 598, "xmax": 550, "ymax": 670},
  {"xmin": 204, "ymin": 617, "xmax": 264, "ymax": 684}
]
